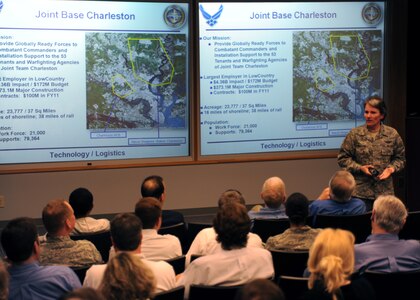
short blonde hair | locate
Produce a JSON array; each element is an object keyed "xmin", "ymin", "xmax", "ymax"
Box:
[
  {"xmin": 308, "ymin": 228, "xmax": 355, "ymax": 300},
  {"xmin": 100, "ymin": 252, "xmax": 156, "ymax": 300}
]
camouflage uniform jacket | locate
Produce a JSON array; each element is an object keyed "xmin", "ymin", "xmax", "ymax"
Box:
[
  {"xmin": 39, "ymin": 235, "xmax": 103, "ymax": 268},
  {"xmin": 337, "ymin": 124, "xmax": 405, "ymax": 200},
  {"xmin": 265, "ymin": 226, "xmax": 321, "ymax": 251}
]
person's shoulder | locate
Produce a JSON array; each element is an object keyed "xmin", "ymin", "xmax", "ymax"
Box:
[
  {"xmin": 381, "ymin": 124, "xmax": 400, "ymax": 136},
  {"xmin": 86, "ymin": 264, "xmax": 107, "ymax": 274},
  {"xmin": 39, "ymin": 264, "xmax": 74, "ymax": 275},
  {"xmin": 143, "ymin": 258, "xmax": 175, "ymax": 274}
]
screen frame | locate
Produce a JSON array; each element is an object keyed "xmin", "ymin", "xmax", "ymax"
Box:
[
  {"xmin": 0, "ymin": 0, "xmax": 195, "ymax": 174},
  {"xmin": 194, "ymin": 0, "xmax": 389, "ymax": 163}
]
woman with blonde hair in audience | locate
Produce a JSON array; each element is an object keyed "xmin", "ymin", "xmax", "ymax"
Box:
[
  {"xmin": 99, "ymin": 252, "xmax": 156, "ymax": 300},
  {"xmin": 303, "ymin": 228, "xmax": 375, "ymax": 300}
]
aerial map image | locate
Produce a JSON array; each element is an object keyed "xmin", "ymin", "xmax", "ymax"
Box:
[
  {"xmin": 86, "ymin": 32, "xmax": 187, "ymax": 130},
  {"xmin": 293, "ymin": 30, "xmax": 382, "ymax": 122}
]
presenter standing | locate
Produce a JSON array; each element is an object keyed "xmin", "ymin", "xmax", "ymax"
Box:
[{"xmin": 337, "ymin": 96, "xmax": 405, "ymax": 211}]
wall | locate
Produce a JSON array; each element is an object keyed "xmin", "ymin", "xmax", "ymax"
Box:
[{"xmin": 0, "ymin": 158, "xmax": 338, "ymax": 221}]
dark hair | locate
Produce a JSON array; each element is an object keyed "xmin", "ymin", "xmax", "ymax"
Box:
[
  {"xmin": 213, "ymin": 202, "xmax": 250, "ymax": 250},
  {"xmin": 140, "ymin": 175, "xmax": 164, "ymax": 199},
  {"xmin": 218, "ymin": 189, "xmax": 246, "ymax": 208},
  {"xmin": 69, "ymin": 187, "xmax": 94, "ymax": 218},
  {"xmin": 1, "ymin": 217, "xmax": 38, "ymax": 263},
  {"xmin": 365, "ymin": 95, "xmax": 387, "ymax": 120},
  {"xmin": 110, "ymin": 213, "xmax": 142, "ymax": 251},
  {"xmin": 134, "ymin": 197, "xmax": 162, "ymax": 229},
  {"xmin": 235, "ymin": 278, "xmax": 285, "ymax": 300},
  {"xmin": 285, "ymin": 192, "xmax": 309, "ymax": 225},
  {"xmin": 42, "ymin": 199, "xmax": 73, "ymax": 235}
]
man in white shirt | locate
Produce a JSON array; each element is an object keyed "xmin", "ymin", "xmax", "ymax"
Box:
[
  {"xmin": 178, "ymin": 202, "xmax": 274, "ymax": 299},
  {"xmin": 83, "ymin": 213, "xmax": 176, "ymax": 293},
  {"xmin": 185, "ymin": 190, "xmax": 263, "ymax": 266},
  {"xmin": 108, "ymin": 197, "xmax": 182, "ymax": 261}
]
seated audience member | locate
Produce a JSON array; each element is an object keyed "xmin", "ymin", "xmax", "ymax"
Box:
[
  {"xmin": 108, "ymin": 197, "xmax": 182, "ymax": 260},
  {"xmin": 303, "ymin": 228, "xmax": 375, "ymax": 300},
  {"xmin": 141, "ymin": 175, "xmax": 185, "ymax": 227},
  {"xmin": 39, "ymin": 199, "xmax": 103, "ymax": 267},
  {"xmin": 266, "ymin": 192, "xmax": 321, "ymax": 251},
  {"xmin": 177, "ymin": 202, "xmax": 274, "ymax": 299},
  {"xmin": 1, "ymin": 217, "xmax": 81, "ymax": 300},
  {"xmin": 355, "ymin": 195, "xmax": 420, "ymax": 272},
  {"xmin": 234, "ymin": 278, "xmax": 285, "ymax": 300},
  {"xmin": 185, "ymin": 190, "xmax": 263, "ymax": 266},
  {"xmin": 84, "ymin": 213, "xmax": 176, "ymax": 293},
  {"xmin": 59, "ymin": 287, "xmax": 105, "ymax": 300},
  {"xmin": 99, "ymin": 252, "xmax": 155, "ymax": 300},
  {"xmin": 248, "ymin": 176, "xmax": 287, "ymax": 220},
  {"xmin": 0, "ymin": 260, "xmax": 8, "ymax": 300},
  {"xmin": 309, "ymin": 170, "xmax": 366, "ymax": 224},
  {"xmin": 69, "ymin": 187, "xmax": 110, "ymax": 235}
]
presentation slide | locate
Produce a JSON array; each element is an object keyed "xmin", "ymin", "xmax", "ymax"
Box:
[
  {"xmin": 0, "ymin": 0, "xmax": 190, "ymax": 165},
  {"xmin": 198, "ymin": 1, "xmax": 385, "ymax": 156}
]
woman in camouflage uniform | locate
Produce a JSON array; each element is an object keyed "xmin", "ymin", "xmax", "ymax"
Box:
[{"xmin": 337, "ymin": 96, "xmax": 405, "ymax": 211}]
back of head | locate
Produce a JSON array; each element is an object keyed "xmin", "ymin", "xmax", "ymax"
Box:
[
  {"xmin": 134, "ymin": 197, "xmax": 162, "ymax": 229},
  {"xmin": 110, "ymin": 213, "xmax": 142, "ymax": 251},
  {"xmin": 261, "ymin": 177, "xmax": 286, "ymax": 209},
  {"xmin": 0, "ymin": 261, "xmax": 8, "ymax": 300},
  {"xmin": 213, "ymin": 202, "xmax": 251, "ymax": 250},
  {"xmin": 100, "ymin": 252, "xmax": 156, "ymax": 300},
  {"xmin": 373, "ymin": 195, "xmax": 407, "ymax": 234},
  {"xmin": 140, "ymin": 175, "xmax": 164, "ymax": 199},
  {"xmin": 1, "ymin": 217, "xmax": 38, "ymax": 263},
  {"xmin": 308, "ymin": 228, "xmax": 355, "ymax": 296},
  {"xmin": 42, "ymin": 199, "xmax": 73, "ymax": 235},
  {"xmin": 218, "ymin": 189, "xmax": 246, "ymax": 208},
  {"xmin": 235, "ymin": 278, "xmax": 285, "ymax": 300},
  {"xmin": 285, "ymin": 192, "xmax": 309, "ymax": 225},
  {"xmin": 69, "ymin": 187, "xmax": 94, "ymax": 218},
  {"xmin": 329, "ymin": 170, "xmax": 355, "ymax": 202}
]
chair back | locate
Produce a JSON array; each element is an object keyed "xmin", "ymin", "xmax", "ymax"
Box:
[
  {"xmin": 165, "ymin": 255, "xmax": 186, "ymax": 275},
  {"xmin": 313, "ymin": 212, "xmax": 372, "ymax": 243},
  {"xmin": 252, "ymin": 218, "xmax": 290, "ymax": 243},
  {"xmin": 153, "ymin": 285, "xmax": 185, "ymax": 300},
  {"xmin": 399, "ymin": 211, "xmax": 420, "ymax": 240},
  {"xmin": 70, "ymin": 230, "xmax": 112, "ymax": 262},
  {"xmin": 189, "ymin": 284, "xmax": 242, "ymax": 300},
  {"xmin": 277, "ymin": 275, "xmax": 309, "ymax": 300},
  {"xmin": 270, "ymin": 249, "xmax": 309, "ymax": 278},
  {"xmin": 186, "ymin": 222, "xmax": 213, "ymax": 251},
  {"xmin": 158, "ymin": 222, "xmax": 187, "ymax": 253},
  {"xmin": 190, "ymin": 254, "xmax": 203, "ymax": 263},
  {"xmin": 363, "ymin": 269, "xmax": 420, "ymax": 299},
  {"xmin": 71, "ymin": 265, "xmax": 90, "ymax": 284}
]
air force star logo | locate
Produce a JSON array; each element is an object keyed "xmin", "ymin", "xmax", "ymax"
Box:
[{"xmin": 199, "ymin": 4, "xmax": 223, "ymax": 27}]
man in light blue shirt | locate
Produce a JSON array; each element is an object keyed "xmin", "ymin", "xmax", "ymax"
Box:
[
  {"xmin": 354, "ymin": 195, "xmax": 420, "ymax": 272},
  {"xmin": 1, "ymin": 217, "xmax": 81, "ymax": 300},
  {"xmin": 248, "ymin": 176, "xmax": 288, "ymax": 220},
  {"xmin": 309, "ymin": 170, "xmax": 366, "ymax": 225}
]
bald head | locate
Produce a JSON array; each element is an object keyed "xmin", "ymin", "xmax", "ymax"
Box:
[{"xmin": 260, "ymin": 177, "xmax": 286, "ymax": 209}]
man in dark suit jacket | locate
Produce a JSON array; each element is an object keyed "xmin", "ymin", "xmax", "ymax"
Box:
[{"xmin": 141, "ymin": 175, "xmax": 185, "ymax": 227}]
